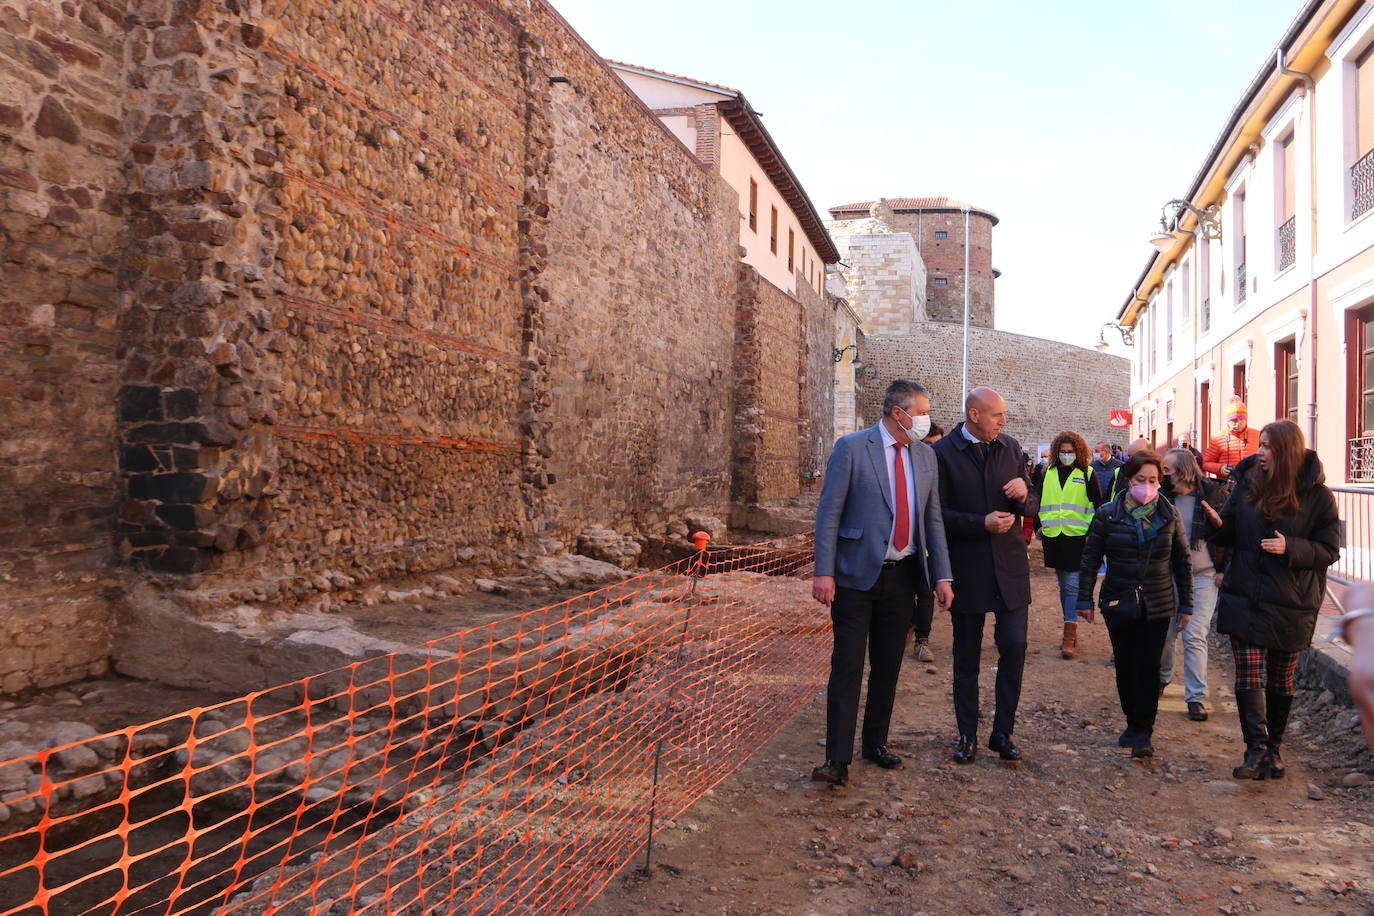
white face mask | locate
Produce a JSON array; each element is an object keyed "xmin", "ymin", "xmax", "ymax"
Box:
[
  {"xmin": 1059, "ymin": 452, "xmax": 1076, "ymax": 466},
  {"xmin": 904, "ymin": 413, "xmax": 932, "ymax": 443}
]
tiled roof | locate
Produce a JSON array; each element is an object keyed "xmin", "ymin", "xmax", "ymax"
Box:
[
  {"xmin": 829, "ymin": 197, "xmax": 999, "ymax": 225},
  {"xmin": 604, "ymin": 60, "xmax": 738, "ymax": 96}
]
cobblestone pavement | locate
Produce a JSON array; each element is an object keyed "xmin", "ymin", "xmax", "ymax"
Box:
[{"xmin": 588, "ymin": 551, "xmax": 1374, "ymax": 915}]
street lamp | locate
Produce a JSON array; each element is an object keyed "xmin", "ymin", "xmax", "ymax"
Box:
[
  {"xmin": 832, "ymin": 343, "xmax": 858, "ymax": 363},
  {"xmin": 1095, "ymin": 321, "xmax": 1134, "ymax": 351},
  {"xmin": 1149, "ymin": 199, "xmax": 1222, "ymax": 253}
]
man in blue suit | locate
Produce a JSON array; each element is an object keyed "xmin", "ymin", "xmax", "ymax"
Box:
[{"xmin": 811, "ymin": 380, "xmax": 954, "ymax": 785}]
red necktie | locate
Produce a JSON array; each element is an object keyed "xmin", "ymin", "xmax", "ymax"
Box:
[{"xmin": 892, "ymin": 442, "xmax": 909, "ymax": 552}]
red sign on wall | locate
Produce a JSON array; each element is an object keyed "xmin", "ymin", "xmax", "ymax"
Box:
[{"xmin": 1108, "ymin": 409, "xmax": 1132, "ymax": 428}]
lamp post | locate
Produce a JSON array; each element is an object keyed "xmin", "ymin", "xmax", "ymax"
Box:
[
  {"xmin": 1095, "ymin": 321, "xmax": 1134, "ymax": 352},
  {"xmin": 1149, "ymin": 199, "xmax": 1222, "ymax": 253},
  {"xmin": 961, "ymin": 207, "xmax": 971, "ymax": 399}
]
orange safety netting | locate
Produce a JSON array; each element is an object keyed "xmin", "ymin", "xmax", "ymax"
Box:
[{"xmin": 0, "ymin": 534, "xmax": 827, "ymax": 915}]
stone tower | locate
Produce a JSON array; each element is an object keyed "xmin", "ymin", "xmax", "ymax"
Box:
[{"xmin": 828, "ymin": 197, "xmax": 998, "ymax": 328}]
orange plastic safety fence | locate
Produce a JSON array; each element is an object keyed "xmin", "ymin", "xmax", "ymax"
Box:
[{"xmin": 0, "ymin": 534, "xmax": 827, "ymax": 915}]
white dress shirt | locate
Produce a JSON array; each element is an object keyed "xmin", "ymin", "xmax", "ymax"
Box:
[{"xmin": 878, "ymin": 422, "xmax": 918, "ymax": 562}]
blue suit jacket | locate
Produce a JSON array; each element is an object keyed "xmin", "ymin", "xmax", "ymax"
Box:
[{"xmin": 814, "ymin": 423, "xmax": 953, "ymax": 592}]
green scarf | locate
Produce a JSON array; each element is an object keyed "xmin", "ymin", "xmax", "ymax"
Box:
[{"xmin": 1125, "ymin": 493, "xmax": 1161, "ymax": 542}]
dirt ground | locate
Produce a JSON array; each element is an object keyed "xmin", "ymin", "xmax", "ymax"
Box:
[{"xmin": 587, "ymin": 552, "xmax": 1374, "ymax": 916}]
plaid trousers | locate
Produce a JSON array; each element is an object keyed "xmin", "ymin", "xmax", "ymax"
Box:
[{"xmin": 1229, "ymin": 636, "xmax": 1300, "ymax": 693}]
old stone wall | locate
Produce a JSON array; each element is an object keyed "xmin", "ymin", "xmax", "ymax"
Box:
[
  {"xmin": 536, "ymin": 2, "xmax": 738, "ymax": 542},
  {"xmin": 0, "ymin": 0, "xmax": 128, "ymax": 692},
  {"xmin": 860, "ymin": 324, "xmax": 1130, "ymax": 453},
  {"xmin": 828, "ymin": 225, "xmax": 926, "ymax": 336}
]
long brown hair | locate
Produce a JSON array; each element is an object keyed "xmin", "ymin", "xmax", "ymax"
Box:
[
  {"xmin": 1049, "ymin": 431, "xmax": 1090, "ymax": 470},
  {"xmin": 1248, "ymin": 419, "xmax": 1305, "ymax": 520}
]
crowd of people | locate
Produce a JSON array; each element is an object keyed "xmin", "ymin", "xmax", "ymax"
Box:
[{"xmin": 810, "ymin": 381, "xmax": 1347, "ymax": 783}]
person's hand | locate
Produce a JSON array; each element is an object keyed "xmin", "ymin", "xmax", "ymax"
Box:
[
  {"xmin": 1003, "ymin": 477, "xmax": 1029, "ymax": 502},
  {"xmin": 1201, "ymin": 500, "xmax": 1222, "ymax": 527},
  {"xmin": 1260, "ymin": 532, "xmax": 1287, "ymax": 555},
  {"xmin": 984, "ymin": 511, "xmax": 1016, "ymax": 534},
  {"xmin": 1079, "ymin": 606, "xmax": 1095, "ymax": 624},
  {"xmin": 1176, "ymin": 613, "xmax": 1191, "ymax": 632},
  {"xmin": 812, "ymin": 575, "xmax": 835, "ymax": 606},
  {"xmin": 935, "ymin": 581, "xmax": 954, "ymax": 611},
  {"xmin": 1214, "ymin": 572, "xmax": 1225, "ymax": 588},
  {"xmin": 1222, "ymin": 464, "xmax": 1234, "ymax": 478}
]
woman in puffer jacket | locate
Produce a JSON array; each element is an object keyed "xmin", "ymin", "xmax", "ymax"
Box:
[
  {"xmin": 1076, "ymin": 449, "xmax": 1192, "ymax": 758},
  {"xmin": 1202, "ymin": 419, "xmax": 1340, "ymax": 781}
]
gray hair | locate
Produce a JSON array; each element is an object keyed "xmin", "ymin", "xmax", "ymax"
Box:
[
  {"xmin": 1165, "ymin": 448, "xmax": 1204, "ymax": 492},
  {"xmin": 882, "ymin": 379, "xmax": 929, "ymax": 415}
]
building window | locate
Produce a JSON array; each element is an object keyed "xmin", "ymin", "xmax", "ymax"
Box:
[
  {"xmin": 1233, "ymin": 362, "xmax": 1247, "ymax": 405},
  {"xmin": 1234, "ymin": 189, "xmax": 1247, "ymax": 305},
  {"xmin": 748, "ymin": 178, "xmax": 758, "ymax": 232},
  {"xmin": 1180, "ymin": 262, "xmax": 1190, "ymax": 324},
  {"xmin": 1149, "ymin": 305, "xmax": 1157, "ymax": 377},
  {"xmin": 1352, "ymin": 307, "xmax": 1374, "ymax": 480},
  {"xmin": 788, "ymin": 228, "xmax": 795, "ymax": 273},
  {"xmin": 1277, "ymin": 133, "xmax": 1296, "ymax": 271},
  {"xmin": 1200, "ymin": 240, "xmax": 1211, "ymax": 333},
  {"xmin": 934, "ymin": 230, "xmax": 948, "ymax": 239},
  {"xmin": 1276, "ymin": 340, "xmax": 1299, "ymax": 422},
  {"xmin": 769, "ymin": 206, "xmax": 778, "ymax": 254},
  {"xmin": 1353, "ymin": 44, "xmax": 1374, "ymax": 220},
  {"xmin": 933, "ymin": 277, "xmax": 948, "ymax": 286},
  {"xmin": 1199, "ymin": 381, "xmax": 1211, "ymax": 446},
  {"xmin": 1165, "ymin": 279, "xmax": 1174, "ymax": 363}
]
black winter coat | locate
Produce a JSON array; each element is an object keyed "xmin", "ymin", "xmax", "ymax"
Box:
[
  {"xmin": 1210, "ymin": 451, "xmax": 1340, "ymax": 652},
  {"xmin": 932, "ymin": 425, "xmax": 1039, "ymax": 614},
  {"xmin": 1075, "ymin": 492, "xmax": 1192, "ymax": 622}
]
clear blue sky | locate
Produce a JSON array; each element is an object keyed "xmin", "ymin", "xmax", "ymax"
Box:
[{"xmin": 550, "ymin": 0, "xmax": 1305, "ymax": 352}]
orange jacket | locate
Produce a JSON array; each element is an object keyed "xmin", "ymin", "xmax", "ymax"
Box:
[{"xmin": 1202, "ymin": 428, "xmax": 1259, "ymax": 478}]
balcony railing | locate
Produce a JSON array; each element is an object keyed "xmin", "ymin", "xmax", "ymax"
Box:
[
  {"xmin": 1201, "ymin": 296, "xmax": 1211, "ymax": 333},
  {"xmin": 1277, "ymin": 216, "xmax": 1296, "ymax": 271},
  {"xmin": 1354, "ymin": 147, "xmax": 1374, "ymax": 221},
  {"xmin": 1351, "ymin": 436, "xmax": 1374, "ymax": 484},
  {"xmin": 1235, "ymin": 262, "xmax": 1247, "ymax": 304}
]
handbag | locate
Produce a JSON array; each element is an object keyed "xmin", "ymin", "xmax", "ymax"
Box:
[{"xmin": 1099, "ymin": 516, "xmax": 1161, "ymax": 624}]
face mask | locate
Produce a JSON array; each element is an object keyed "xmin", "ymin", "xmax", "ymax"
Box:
[
  {"xmin": 904, "ymin": 413, "xmax": 932, "ymax": 443},
  {"xmin": 1058, "ymin": 452, "xmax": 1076, "ymax": 466},
  {"xmin": 1129, "ymin": 482, "xmax": 1158, "ymax": 504}
]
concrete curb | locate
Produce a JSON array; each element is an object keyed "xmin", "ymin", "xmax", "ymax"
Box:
[{"xmin": 1299, "ymin": 614, "xmax": 1356, "ymax": 705}]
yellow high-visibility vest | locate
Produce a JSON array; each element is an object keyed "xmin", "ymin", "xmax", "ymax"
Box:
[{"xmin": 1040, "ymin": 465, "xmax": 1093, "ymax": 537}]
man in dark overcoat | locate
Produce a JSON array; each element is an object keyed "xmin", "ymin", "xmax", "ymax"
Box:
[{"xmin": 931, "ymin": 387, "xmax": 1039, "ymax": 764}]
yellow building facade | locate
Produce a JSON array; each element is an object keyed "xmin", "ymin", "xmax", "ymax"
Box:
[{"xmin": 1122, "ymin": 0, "xmax": 1374, "ymax": 483}]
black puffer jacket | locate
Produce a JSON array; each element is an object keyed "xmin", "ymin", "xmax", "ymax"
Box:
[
  {"xmin": 1075, "ymin": 492, "xmax": 1192, "ymax": 621},
  {"xmin": 1211, "ymin": 451, "xmax": 1340, "ymax": 651}
]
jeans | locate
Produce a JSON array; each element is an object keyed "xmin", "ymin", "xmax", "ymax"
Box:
[
  {"xmin": 1055, "ymin": 570, "xmax": 1079, "ymax": 623},
  {"xmin": 1158, "ymin": 573, "xmax": 1219, "ymax": 702}
]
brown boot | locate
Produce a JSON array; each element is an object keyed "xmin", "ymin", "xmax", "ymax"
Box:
[{"xmin": 1060, "ymin": 621, "xmax": 1078, "ymax": 659}]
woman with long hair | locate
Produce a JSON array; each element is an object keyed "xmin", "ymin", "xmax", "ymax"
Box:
[
  {"xmin": 1035, "ymin": 431, "xmax": 1105, "ymax": 658},
  {"xmin": 1076, "ymin": 450, "xmax": 1192, "ymax": 758},
  {"xmin": 1157, "ymin": 448, "xmax": 1230, "ymax": 721},
  {"xmin": 1203, "ymin": 419, "xmax": 1339, "ymax": 780}
]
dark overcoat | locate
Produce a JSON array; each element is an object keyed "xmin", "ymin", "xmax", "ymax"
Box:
[
  {"xmin": 931, "ymin": 424, "xmax": 1039, "ymax": 614},
  {"xmin": 1211, "ymin": 451, "xmax": 1340, "ymax": 651}
]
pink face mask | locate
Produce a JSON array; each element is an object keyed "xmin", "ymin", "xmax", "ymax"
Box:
[{"xmin": 1129, "ymin": 482, "xmax": 1158, "ymax": 504}]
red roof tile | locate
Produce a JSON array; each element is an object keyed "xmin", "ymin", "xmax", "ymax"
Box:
[{"xmin": 829, "ymin": 197, "xmax": 999, "ymax": 225}]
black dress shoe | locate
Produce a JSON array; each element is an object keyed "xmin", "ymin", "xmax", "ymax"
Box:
[
  {"xmin": 952, "ymin": 734, "xmax": 976, "ymax": 764},
  {"xmin": 1187, "ymin": 701, "xmax": 1209, "ymax": 721},
  {"xmin": 987, "ymin": 732, "xmax": 1022, "ymax": 761},
  {"xmin": 1118, "ymin": 726, "xmax": 1140, "ymax": 748},
  {"xmin": 862, "ymin": 745, "xmax": 902, "ymax": 769},
  {"xmin": 811, "ymin": 760, "xmax": 848, "ymax": 785},
  {"xmin": 1131, "ymin": 737, "xmax": 1154, "ymax": 758}
]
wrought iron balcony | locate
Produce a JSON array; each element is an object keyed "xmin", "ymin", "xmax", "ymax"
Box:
[
  {"xmin": 1354, "ymin": 147, "xmax": 1374, "ymax": 221},
  {"xmin": 1277, "ymin": 216, "xmax": 1296, "ymax": 272},
  {"xmin": 1201, "ymin": 297, "xmax": 1211, "ymax": 333},
  {"xmin": 1351, "ymin": 435, "xmax": 1374, "ymax": 483},
  {"xmin": 1235, "ymin": 262, "xmax": 1247, "ymax": 304}
]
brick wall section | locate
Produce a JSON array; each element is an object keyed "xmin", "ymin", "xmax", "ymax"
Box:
[
  {"xmin": 534, "ymin": 0, "xmax": 738, "ymax": 542},
  {"xmin": 799, "ymin": 275, "xmax": 835, "ymax": 483},
  {"xmin": 859, "ymin": 324, "xmax": 1130, "ymax": 452},
  {"xmin": 832, "ymin": 209, "xmax": 995, "ymax": 328},
  {"xmin": 0, "ymin": 0, "xmax": 128, "ymax": 692}
]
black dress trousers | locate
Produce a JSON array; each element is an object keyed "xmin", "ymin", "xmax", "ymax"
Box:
[{"xmin": 824, "ymin": 554, "xmax": 924, "ymax": 763}]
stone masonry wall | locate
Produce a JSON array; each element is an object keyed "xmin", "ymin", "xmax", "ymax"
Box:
[
  {"xmin": 0, "ymin": 0, "xmax": 832, "ymax": 692},
  {"xmin": 0, "ymin": 0, "xmax": 128, "ymax": 692},
  {"xmin": 536, "ymin": 2, "xmax": 738, "ymax": 542},
  {"xmin": 860, "ymin": 324, "xmax": 1130, "ymax": 453},
  {"xmin": 829, "ymin": 229, "xmax": 926, "ymax": 336}
]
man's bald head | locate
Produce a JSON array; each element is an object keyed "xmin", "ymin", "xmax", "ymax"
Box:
[
  {"xmin": 964, "ymin": 387, "xmax": 1007, "ymax": 442},
  {"xmin": 1127, "ymin": 437, "xmax": 1152, "ymax": 457}
]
